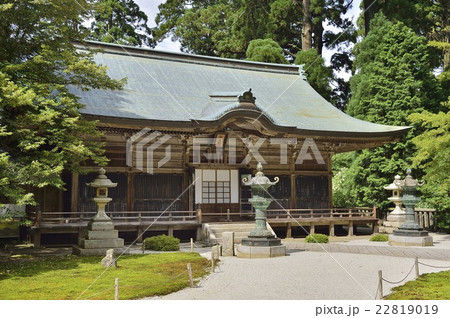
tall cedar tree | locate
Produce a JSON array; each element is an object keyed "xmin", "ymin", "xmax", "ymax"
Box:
[
  {"xmin": 334, "ymin": 14, "xmax": 444, "ymax": 212},
  {"xmin": 409, "ymin": 99, "xmax": 450, "ymax": 229},
  {"xmin": 89, "ymin": 0, "xmax": 153, "ymax": 46},
  {"xmin": 360, "ymin": 0, "xmax": 449, "ymax": 79},
  {"xmin": 153, "ymin": 0, "xmax": 356, "ymax": 107},
  {"xmin": 0, "ymin": 0, "xmax": 125, "ymax": 204}
]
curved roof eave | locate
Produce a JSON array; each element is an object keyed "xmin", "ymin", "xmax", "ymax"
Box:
[
  {"xmin": 85, "ymin": 110, "xmax": 411, "ymax": 139},
  {"xmin": 73, "ymin": 41, "xmax": 411, "ymax": 139}
]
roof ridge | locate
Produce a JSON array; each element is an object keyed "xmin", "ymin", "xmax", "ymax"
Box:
[{"xmin": 75, "ymin": 40, "xmax": 301, "ymax": 75}]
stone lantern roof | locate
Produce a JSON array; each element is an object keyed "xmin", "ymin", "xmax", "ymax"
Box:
[{"xmin": 85, "ymin": 168, "xmax": 118, "ymax": 188}]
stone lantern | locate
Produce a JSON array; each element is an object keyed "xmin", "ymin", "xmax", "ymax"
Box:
[
  {"xmin": 73, "ymin": 168, "xmax": 125, "ymax": 255},
  {"xmin": 236, "ymin": 163, "xmax": 286, "ymax": 258},
  {"xmin": 389, "ymin": 169, "xmax": 433, "ymax": 246},
  {"xmin": 86, "ymin": 168, "xmax": 117, "ymax": 222},
  {"xmin": 382, "ymin": 175, "xmax": 405, "ymax": 233}
]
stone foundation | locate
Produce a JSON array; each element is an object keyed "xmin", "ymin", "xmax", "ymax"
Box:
[
  {"xmin": 236, "ymin": 244, "xmax": 286, "ymax": 258},
  {"xmin": 389, "ymin": 229, "xmax": 433, "ymax": 247},
  {"xmin": 72, "ymin": 220, "xmax": 124, "ymax": 256}
]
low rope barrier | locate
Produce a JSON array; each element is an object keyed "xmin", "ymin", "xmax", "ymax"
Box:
[
  {"xmin": 381, "ymin": 263, "xmax": 415, "ymax": 285},
  {"xmin": 81, "ymin": 260, "xmax": 212, "ymax": 300},
  {"xmin": 102, "ymin": 263, "xmax": 212, "ymax": 299},
  {"xmin": 375, "ymin": 256, "xmax": 450, "ymax": 299},
  {"xmin": 418, "ymin": 261, "xmax": 450, "ymax": 269}
]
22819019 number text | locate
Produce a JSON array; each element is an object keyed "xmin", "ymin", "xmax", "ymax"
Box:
[{"xmin": 376, "ymin": 304, "xmax": 438, "ymax": 315}]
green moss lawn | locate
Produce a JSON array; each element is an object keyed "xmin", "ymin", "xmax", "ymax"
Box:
[
  {"xmin": 387, "ymin": 271, "xmax": 450, "ymax": 300},
  {"xmin": 0, "ymin": 253, "xmax": 209, "ymax": 300}
]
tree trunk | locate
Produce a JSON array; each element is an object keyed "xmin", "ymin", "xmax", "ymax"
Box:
[
  {"xmin": 302, "ymin": 0, "xmax": 312, "ymax": 50},
  {"xmin": 313, "ymin": 20, "xmax": 324, "ymax": 55},
  {"xmin": 363, "ymin": 0, "xmax": 373, "ymax": 36},
  {"xmin": 443, "ymin": 3, "xmax": 449, "ymax": 71}
]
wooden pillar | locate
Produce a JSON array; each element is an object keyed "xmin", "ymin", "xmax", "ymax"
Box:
[
  {"xmin": 137, "ymin": 226, "xmax": 143, "ymax": 243},
  {"xmin": 290, "ymin": 174, "xmax": 296, "ymax": 209},
  {"xmin": 327, "ymin": 153, "xmax": 333, "ymax": 208},
  {"xmin": 197, "ymin": 205, "xmax": 202, "ymax": 224},
  {"xmin": 183, "ymin": 170, "xmax": 189, "ymax": 211},
  {"xmin": 182, "ymin": 139, "xmax": 190, "ymax": 211},
  {"xmin": 329, "ymin": 222, "xmax": 335, "ymax": 236},
  {"xmin": 372, "ymin": 221, "xmax": 379, "ymax": 234},
  {"xmin": 70, "ymin": 172, "xmax": 79, "ymax": 213},
  {"xmin": 78, "ymin": 226, "xmax": 84, "ymax": 241},
  {"xmin": 286, "ymin": 223, "xmax": 292, "ymax": 238},
  {"xmin": 310, "ymin": 223, "xmax": 315, "ymax": 234},
  {"xmin": 290, "ymin": 146, "xmax": 297, "ymax": 209},
  {"xmin": 348, "ymin": 220, "xmax": 354, "ymax": 236},
  {"xmin": 32, "ymin": 229, "xmax": 41, "ymax": 248},
  {"xmin": 196, "ymin": 225, "xmax": 203, "ymax": 241},
  {"xmin": 168, "ymin": 226, "xmax": 174, "ymax": 237},
  {"xmin": 127, "ymin": 172, "xmax": 134, "ymax": 211},
  {"xmin": 58, "ymin": 188, "xmax": 64, "ymax": 212}
]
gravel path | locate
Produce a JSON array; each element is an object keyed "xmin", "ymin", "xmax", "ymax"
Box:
[{"xmin": 148, "ymin": 234, "xmax": 450, "ymax": 300}]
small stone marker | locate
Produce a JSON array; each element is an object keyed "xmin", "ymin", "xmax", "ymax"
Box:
[
  {"xmin": 101, "ymin": 249, "xmax": 117, "ymax": 267},
  {"xmin": 211, "ymin": 244, "xmax": 221, "ymax": 260},
  {"xmin": 222, "ymin": 232, "xmax": 234, "ymax": 256}
]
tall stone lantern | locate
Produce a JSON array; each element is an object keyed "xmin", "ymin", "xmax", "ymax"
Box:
[
  {"xmin": 382, "ymin": 175, "xmax": 405, "ymax": 233},
  {"xmin": 87, "ymin": 168, "xmax": 117, "ymax": 222},
  {"xmin": 389, "ymin": 169, "xmax": 433, "ymax": 246},
  {"xmin": 236, "ymin": 163, "xmax": 286, "ymax": 258},
  {"xmin": 73, "ymin": 168, "xmax": 125, "ymax": 256}
]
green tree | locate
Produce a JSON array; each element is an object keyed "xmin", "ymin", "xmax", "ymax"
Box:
[
  {"xmin": 0, "ymin": 0, "xmax": 124, "ymax": 204},
  {"xmin": 409, "ymin": 99, "xmax": 450, "ymax": 229},
  {"xmin": 153, "ymin": 0, "xmax": 353, "ymax": 61},
  {"xmin": 335, "ymin": 14, "xmax": 443, "ymax": 213},
  {"xmin": 359, "ymin": 0, "xmax": 449, "ymax": 86},
  {"xmin": 89, "ymin": 0, "xmax": 152, "ymax": 46},
  {"xmin": 246, "ymin": 39, "xmax": 288, "ymax": 64},
  {"xmin": 154, "ymin": 0, "xmax": 355, "ymax": 104},
  {"xmin": 294, "ymin": 49, "xmax": 333, "ymax": 102}
]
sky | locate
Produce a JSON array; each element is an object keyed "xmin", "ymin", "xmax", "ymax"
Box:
[
  {"xmin": 135, "ymin": 0, "xmax": 362, "ymax": 78},
  {"xmin": 135, "ymin": 0, "xmax": 181, "ymax": 52}
]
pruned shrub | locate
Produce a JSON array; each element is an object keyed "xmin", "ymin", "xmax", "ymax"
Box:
[
  {"xmin": 369, "ymin": 234, "xmax": 389, "ymax": 242},
  {"xmin": 143, "ymin": 235, "xmax": 180, "ymax": 251},
  {"xmin": 305, "ymin": 233, "xmax": 329, "ymax": 243}
]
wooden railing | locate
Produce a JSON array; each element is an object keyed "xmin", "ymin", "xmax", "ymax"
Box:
[
  {"xmin": 32, "ymin": 206, "xmax": 381, "ymax": 227},
  {"xmin": 415, "ymin": 208, "xmax": 435, "ymax": 229},
  {"xmin": 266, "ymin": 207, "xmax": 376, "ymax": 219},
  {"xmin": 33, "ymin": 210, "xmax": 199, "ymax": 227}
]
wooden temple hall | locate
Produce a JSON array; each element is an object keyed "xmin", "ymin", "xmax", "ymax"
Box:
[{"xmin": 30, "ymin": 41, "xmax": 409, "ymax": 246}]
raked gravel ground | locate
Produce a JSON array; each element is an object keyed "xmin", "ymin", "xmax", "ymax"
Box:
[{"xmin": 147, "ymin": 234, "xmax": 450, "ymax": 300}]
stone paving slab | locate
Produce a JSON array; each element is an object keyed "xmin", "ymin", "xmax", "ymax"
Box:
[{"xmin": 283, "ymin": 242, "xmax": 450, "ymax": 261}]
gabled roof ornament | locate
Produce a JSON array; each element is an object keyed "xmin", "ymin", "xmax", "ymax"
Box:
[
  {"xmin": 298, "ymin": 64, "xmax": 307, "ymax": 81},
  {"xmin": 238, "ymin": 88, "xmax": 256, "ymax": 106}
]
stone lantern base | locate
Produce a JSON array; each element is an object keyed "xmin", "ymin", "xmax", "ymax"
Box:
[
  {"xmin": 389, "ymin": 229, "xmax": 433, "ymax": 247},
  {"xmin": 381, "ymin": 213, "xmax": 406, "ymax": 233},
  {"xmin": 72, "ymin": 220, "xmax": 125, "ymax": 256},
  {"xmin": 236, "ymin": 237, "xmax": 286, "ymax": 258}
]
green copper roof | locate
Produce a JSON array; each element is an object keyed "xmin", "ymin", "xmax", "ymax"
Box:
[{"xmin": 72, "ymin": 41, "xmax": 410, "ymax": 137}]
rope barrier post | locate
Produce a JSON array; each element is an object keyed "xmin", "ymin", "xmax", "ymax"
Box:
[
  {"xmin": 115, "ymin": 278, "xmax": 119, "ymax": 300},
  {"xmin": 190, "ymin": 238, "xmax": 194, "ymax": 252},
  {"xmin": 187, "ymin": 263, "xmax": 194, "ymax": 288},
  {"xmin": 211, "ymin": 257, "xmax": 215, "ymax": 273},
  {"xmin": 415, "ymin": 257, "xmax": 420, "ymax": 278},
  {"xmin": 377, "ymin": 270, "xmax": 383, "ymax": 300}
]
